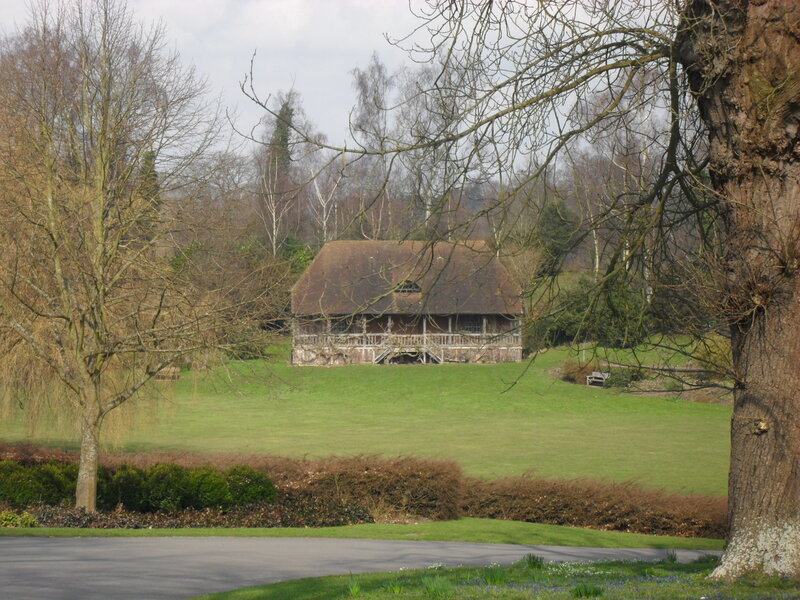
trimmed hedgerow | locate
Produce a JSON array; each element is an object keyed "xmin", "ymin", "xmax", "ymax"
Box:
[
  {"xmin": 0, "ymin": 442, "xmax": 726, "ymax": 537},
  {"xmin": 283, "ymin": 456, "xmax": 463, "ymax": 521},
  {"xmin": 460, "ymin": 476, "xmax": 726, "ymax": 538}
]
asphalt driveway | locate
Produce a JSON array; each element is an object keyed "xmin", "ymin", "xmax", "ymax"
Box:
[{"xmin": 0, "ymin": 536, "xmax": 719, "ymax": 600}]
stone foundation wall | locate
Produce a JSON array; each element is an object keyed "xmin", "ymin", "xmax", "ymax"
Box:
[
  {"xmin": 291, "ymin": 345, "xmax": 522, "ymax": 366},
  {"xmin": 440, "ymin": 346, "xmax": 523, "ymax": 364}
]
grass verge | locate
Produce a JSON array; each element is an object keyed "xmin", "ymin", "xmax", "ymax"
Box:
[
  {"xmin": 193, "ymin": 556, "xmax": 800, "ymax": 600},
  {"xmin": 0, "ymin": 517, "xmax": 723, "ymax": 550}
]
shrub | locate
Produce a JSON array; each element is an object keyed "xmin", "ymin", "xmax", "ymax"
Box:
[
  {"xmin": 664, "ymin": 378, "xmax": 684, "ymax": 393},
  {"xmin": 102, "ymin": 466, "xmax": 147, "ymax": 511},
  {"xmin": 0, "ymin": 509, "xmax": 39, "ymax": 528},
  {"xmin": 96, "ymin": 466, "xmax": 114, "ymax": 506},
  {"xmin": 603, "ymin": 366, "xmax": 645, "ymax": 388},
  {"xmin": 527, "ymin": 276, "xmax": 653, "ymax": 350},
  {"xmin": 0, "ymin": 461, "xmax": 47, "ymax": 508},
  {"xmin": 560, "ymin": 360, "xmax": 601, "ymax": 384},
  {"xmin": 226, "ymin": 465, "xmax": 276, "ymax": 506},
  {"xmin": 0, "ymin": 460, "xmax": 28, "ymax": 502},
  {"xmin": 144, "ymin": 464, "xmax": 191, "ymax": 511},
  {"xmin": 0, "ymin": 459, "xmax": 107, "ymax": 508},
  {"xmin": 34, "ymin": 462, "xmax": 78, "ymax": 506},
  {"xmin": 281, "ymin": 235, "xmax": 315, "ymax": 272},
  {"xmin": 189, "ymin": 467, "xmax": 233, "ymax": 509},
  {"xmin": 225, "ymin": 330, "xmax": 270, "ymax": 360}
]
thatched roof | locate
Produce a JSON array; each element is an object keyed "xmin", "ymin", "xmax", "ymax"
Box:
[{"xmin": 291, "ymin": 240, "xmax": 522, "ymax": 316}]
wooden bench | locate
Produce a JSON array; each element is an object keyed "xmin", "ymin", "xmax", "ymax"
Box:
[
  {"xmin": 585, "ymin": 371, "xmax": 610, "ymax": 386},
  {"xmin": 154, "ymin": 366, "xmax": 181, "ymax": 381}
]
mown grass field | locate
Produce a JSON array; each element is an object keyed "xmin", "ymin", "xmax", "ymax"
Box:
[
  {"xmin": 0, "ymin": 518, "xmax": 724, "ymax": 550},
  {"xmin": 195, "ymin": 557, "xmax": 800, "ymax": 600},
  {"xmin": 0, "ymin": 343, "xmax": 731, "ymax": 496}
]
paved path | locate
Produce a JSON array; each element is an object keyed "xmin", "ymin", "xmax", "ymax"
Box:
[{"xmin": 0, "ymin": 537, "xmax": 719, "ymax": 600}]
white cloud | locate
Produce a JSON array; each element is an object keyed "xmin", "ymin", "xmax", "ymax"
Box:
[{"xmin": 0, "ymin": 0, "xmax": 425, "ymax": 142}]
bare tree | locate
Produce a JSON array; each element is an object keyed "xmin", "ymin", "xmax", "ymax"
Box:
[
  {"xmin": 255, "ymin": 150, "xmax": 298, "ymax": 255},
  {"xmin": 253, "ymin": 93, "xmax": 300, "ymax": 255},
  {"xmin": 398, "ymin": 0, "xmax": 799, "ymax": 579},
  {"xmin": 249, "ymin": 0, "xmax": 800, "ymax": 579},
  {"xmin": 307, "ymin": 154, "xmax": 344, "ymax": 245},
  {"xmin": 0, "ymin": 0, "xmax": 266, "ymax": 511},
  {"xmin": 394, "ymin": 59, "xmax": 481, "ymax": 237},
  {"xmin": 347, "ymin": 53, "xmax": 407, "ymax": 239}
]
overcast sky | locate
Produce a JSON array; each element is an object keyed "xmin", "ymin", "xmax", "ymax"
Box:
[{"xmin": 0, "ymin": 0, "xmax": 422, "ymax": 145}]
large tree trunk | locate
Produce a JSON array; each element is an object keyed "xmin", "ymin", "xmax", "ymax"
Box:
[
  {"xmin": 715, "ymin": 175, "xmax": 800, "ymax": 579},
  {"xmin": 681, "ymin": 0, "xmax": 800, "ymax": 579},
  {"xmin": 721, "ymin": 289, "xmax": 800, "ymax": 578},
  {"xmin": 75, "ymin": 407, "xmax": 103, "ymax": 512}
]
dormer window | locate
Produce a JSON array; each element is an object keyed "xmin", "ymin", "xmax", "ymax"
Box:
[{"xmin": 395, "ymin": 280, "xmax": 421, "ymax": 293}]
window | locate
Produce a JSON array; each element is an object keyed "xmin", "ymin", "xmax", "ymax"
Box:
[
  {"xmin": 330, "ymin": 319, "xmax": 352, "ymax": 334},
  {"xmin": 459, "ymin": 316, "xmax": 483, "ymax": 334},
  {"xmin": 395, "ymin": 280, "xmax": 421, "ymax": 293}
]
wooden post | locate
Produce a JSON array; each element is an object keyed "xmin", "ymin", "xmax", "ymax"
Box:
[
  {"xmin": 422, "ymin": 315, "xmax": 427, "ymax": 364},
  {"xmin": 360, "ymin": 315, "xmax": 367, "ymax": 347}
]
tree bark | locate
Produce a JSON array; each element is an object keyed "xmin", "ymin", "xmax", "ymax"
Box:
[
  {"xmin": 681, "ymin": 0, "xmax": 800, "ymax": 579},
  {"xmin": 75, "ymin": 408, "xmax": 103, "ymax": 512},
  {"xmin": 714, "ymin": 168, "xmax": 800, "ymax": 578}
]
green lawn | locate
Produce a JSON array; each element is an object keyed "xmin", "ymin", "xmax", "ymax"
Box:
[
  {"xmin": 0, "ymin": 344, "xmax": 731, "ymax": 496},
  {"xmin": 194, "ymin": 558, "xmax": 800, "ymax": 600},
  {"xmin": 0, "ymin": 518, "xmax": 724, "ymax": 550}
]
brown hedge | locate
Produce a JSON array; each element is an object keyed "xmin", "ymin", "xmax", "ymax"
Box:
[
  {"xmin": 460, "ymin": 475, "xmax": 726, "ymax": 538},
  {"xmin": 0, "ymin": 442, "xmax": 726, "ymax": 537}
]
